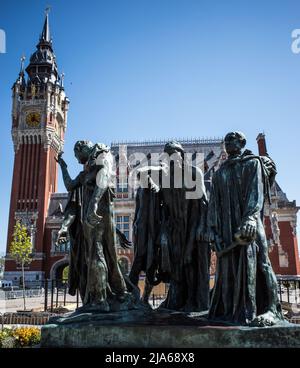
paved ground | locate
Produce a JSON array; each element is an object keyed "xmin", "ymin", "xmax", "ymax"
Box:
[
  {"xmin": 0, "ymin": 289, "xmax": 299, "ymax": 314},
  {"xmin": 0, "ymin": 293, "xmax": 80, "ymax": 313}
]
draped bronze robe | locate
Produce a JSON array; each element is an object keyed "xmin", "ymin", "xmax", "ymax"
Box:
[
  {"xmin": 160, "ymin": 165, "xmax": 210, "ymax": 312},
  {"xmin": 64, "ymin": 147, "xmax": 126, "ymax": 306},
  {"xmin": 208, "ymin": 153, "xmax": 282, "ymax": 324}
]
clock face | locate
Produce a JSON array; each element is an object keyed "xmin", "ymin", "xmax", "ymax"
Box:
[{"xmin": 26, "ymin": 112, "xmax": 41, "ymax": 128}]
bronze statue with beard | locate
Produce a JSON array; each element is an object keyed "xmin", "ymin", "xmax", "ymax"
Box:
[
  {"xmin": 158, "ymin": 141, "xmax": 210, "ymax": 312},
  {"xmin": 208, "ymin": 132, "xmax": 284, "ymax": 326}
]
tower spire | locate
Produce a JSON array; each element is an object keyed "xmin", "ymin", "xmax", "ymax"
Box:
[
  {"xmin": 27, "ymin": 8, "xmax": 57, "ymax": 83},
  {"xmin": 40, "ymin": 7, "xmax": 51, "ymax": 44},
  {"xmin": 19, "ymin": 54, "xmax": 25, "ymax": 74},
  {"xmin": 14, "ymin": 54, "xmax": 26, "ymax": 90},
  {"xmin": 60, "ymin": 72, "xmax": 65, "ymax": 88}
]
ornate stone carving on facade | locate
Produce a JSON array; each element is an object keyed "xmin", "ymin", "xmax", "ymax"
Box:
[
  {"xmin": 290, "ymin": 215, "xmax": 297, "ymax": 236},
  {"xmin": 271, "ymin": 211, "xmax": 280, "ymax": 245},
  {"xmin": 43, "ymin": 128, "xmax": 63, "ymax": 152},
  {"xmin": 269, "ymin": 210, "xmax": 289, "ymax": 268}
]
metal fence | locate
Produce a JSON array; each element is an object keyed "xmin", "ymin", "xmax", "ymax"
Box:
[
  {"xmin": 0, "ymin": 279, "xmax": 81, "ymax": 314},
  {"xmin": 277, "ymin": 277, "xmax": 300, "ymax": 305},
  {"xmin": 1, "ymin": 276, "xmax": 299, "ymax": 316},
  {"xmin": 3, "ymin": 289, "xmax": 44, "ymax": 300},
  {"xmin": 43, "ymin": 279, "xmax": 81, "ymax": 312}
]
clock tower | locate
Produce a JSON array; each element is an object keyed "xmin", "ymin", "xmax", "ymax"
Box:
[{"xmin": 5, "ymin": 12, "xmax": 69, "ymax": 282}]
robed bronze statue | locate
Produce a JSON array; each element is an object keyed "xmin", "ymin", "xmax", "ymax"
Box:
[
  {"xmin": 56, "ymin": 141, "xmax": 134, "ymax": 312},
  {"xmin": 208, "ymin": 132, "xmax": 284, "ymax": 326}
]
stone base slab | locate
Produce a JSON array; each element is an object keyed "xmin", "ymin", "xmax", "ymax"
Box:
[{"xmin": 41, "ymin": 309, "xmax": 300, "ymax": 348}]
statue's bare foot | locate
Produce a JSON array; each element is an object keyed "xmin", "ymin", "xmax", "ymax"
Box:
[{"xmin": 250, "ymin": 311, "xmax": 280, "ymax": 327}]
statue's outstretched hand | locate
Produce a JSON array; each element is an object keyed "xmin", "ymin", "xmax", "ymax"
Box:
[
  {"xmin": 55, "ymin": 152, "xmax": 67, "ymax": 168},
  {"xmin": 56, "ymin": 227, "xmax": 69, "ymax": 245}
]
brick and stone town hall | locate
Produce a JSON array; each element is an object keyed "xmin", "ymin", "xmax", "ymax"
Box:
[{"xmin": 4, "ymin": 14, "xmax": 300, "ymax": 284}]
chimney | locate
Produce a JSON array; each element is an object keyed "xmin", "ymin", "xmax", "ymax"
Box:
[{"xmin": 256, "ymin": 133, "xmax": 267, "ymax": 156}]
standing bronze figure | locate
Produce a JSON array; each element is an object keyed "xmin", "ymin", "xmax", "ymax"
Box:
[
  {"xmin": 208, "ymin": 132, "xmax": 284, "ymax": 326},
  {"xmin": 158, "ymin": 141, "xmax": 210, "ymax": 312},
  {"xmin": 56, "ymin": 141, "xmax": 133, "ymax": 312},
  {"xmin": 128, "ymin": 169, "xmax": 161, "ymax": 306}
]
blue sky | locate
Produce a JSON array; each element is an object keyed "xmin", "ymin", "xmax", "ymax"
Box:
[{"xmin": 0, "ymin": 0, "xmax": 300, "ymax": 253}]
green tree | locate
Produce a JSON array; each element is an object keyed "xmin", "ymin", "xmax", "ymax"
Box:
[{"xmin": 10, "ymin": 221, "xmax": 33, "ymax": 310}]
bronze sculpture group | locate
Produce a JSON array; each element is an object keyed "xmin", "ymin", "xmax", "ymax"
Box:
[{"xmin": 56, "ymin": 131, "xmax": 284, "ymax": 327}]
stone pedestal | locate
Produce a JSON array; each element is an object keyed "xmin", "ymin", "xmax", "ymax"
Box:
[{"xmin": 41, "ymin": 309, "xmax": 300, "ymax": 348}]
